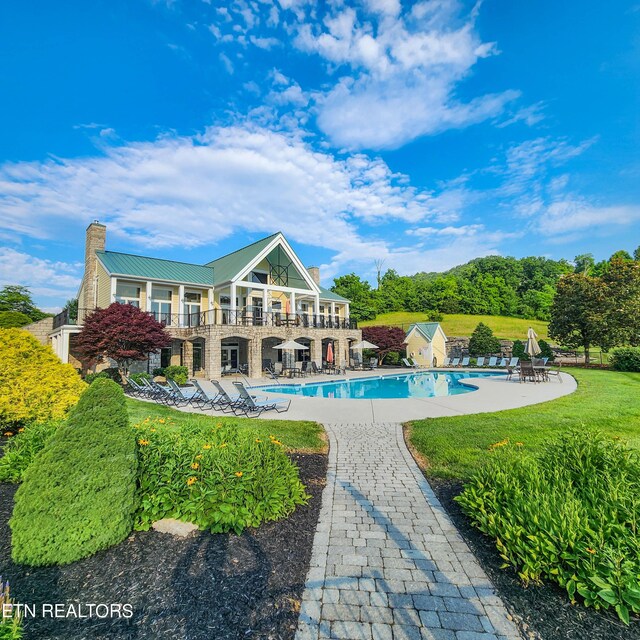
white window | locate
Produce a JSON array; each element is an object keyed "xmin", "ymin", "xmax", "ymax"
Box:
[
  {"xmin": 115, "ymin": 282, "xmax": 141, "ymax": 307},
  {"xmin": 151, "ymin": 287, "xmax": 172, "ymax": 321},
  {"xmin": 184, "ymin": 291, "xmax": 201, "ymax": 320}
]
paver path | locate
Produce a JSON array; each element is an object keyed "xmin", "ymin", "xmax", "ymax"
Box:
[{"xmin": 296, "ymin": 423, "xmax": 522, "ymax": 640}]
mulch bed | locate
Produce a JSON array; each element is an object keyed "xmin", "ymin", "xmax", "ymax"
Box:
[
  {"xmin": 0, "ymin": 452, "xmax": 327, "ymax": 640},
  {"xmin": 430, "ymin": 478, "xmax": 640, "ymax": 640}
]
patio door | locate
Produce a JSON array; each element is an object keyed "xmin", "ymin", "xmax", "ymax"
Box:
[
  {"xmin": 252, "ymin": 297, "xmax": 263, "ymax": 324},
  {"xmin": 221, "ymin": 345, "xmax": 239, "ymax": 369}
]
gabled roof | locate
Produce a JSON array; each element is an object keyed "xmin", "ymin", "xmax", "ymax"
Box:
[
  {"xmin": 205, "ymin": 233, "xmax": 280, "ymax": 285},
  {"xmin": 97, "ymin": 251, "xmax": 214, "ymax": 286},
  {"xmin": 407, "ymin": 322, "xmax": 445, "ymax": 341},
  {"xmin": 319, "ymin": 286, "xmax": 349, "ymax": 302}
]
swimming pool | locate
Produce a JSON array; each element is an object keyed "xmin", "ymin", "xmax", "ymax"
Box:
[{"xmin": 258, "ymin": 371, "xmax": 505, "ymax": 400}]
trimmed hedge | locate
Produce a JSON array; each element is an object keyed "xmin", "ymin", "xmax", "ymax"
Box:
[
  {"xmin": 10, "ymin": 379, "xmax": 138, "ymax": 566},
  {"xmin": 610, "ymin": 347, "xmax": 640, "ymax": 372}
]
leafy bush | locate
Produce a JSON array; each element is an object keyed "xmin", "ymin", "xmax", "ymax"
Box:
[
  {"xmin": 164, "ymin": 365, "xmax": 188, "ymax": 385},
  {"xmin": 0, "ymin": 422, "xmax": 60, "ymax": 483},
  {"xmin": 537, "ymin": 339, "xmax": 555, "ymax": 362},
  {"xmin": 610, "ymin": 347, "xmax": 640, "ymax": 372},
  {"xmin": 382, "ymin": 351, "xmax": 402, "ymax": 366},
  {"xmin": 456, "ymin": 431, "xmax": 640, "ymax": 623},
  {"xmin": 468, "ymin": 322, "xmax": 501, "ymax": 356},
  {"xmin": 0, "ymin": 578, "xmax": 22, "ymax": 640},
  {"xmin": 84, "ymin": 367, "xmax": 121, "ymax": 385},
  {"xmin": 0, "ymin": 311, "xmax": 31, "ymax": 328},
  {"xmin": 134, "ymin": 418, "xmax": 309, "ymax": 534},
  {"xmin": 10, "ymin": 379, "xmax": 138, "ymax": 566},
  {"xmin": 129, "ymin": 372, "xmax": 151, "ymax": 384},
  {"xmin": 152, "ymin": 367, "xmax": 165, "ymax": 377},
  {"xmin": 0, "ymin": 329, "xmax": 86, "ymax": 428}
]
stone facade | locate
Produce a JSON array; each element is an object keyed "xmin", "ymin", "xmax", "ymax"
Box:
[
  {"xmin": 81, "ymin": 221, "xmax": 106, "ymax": 311},
  {"xmin": 23, "ymin": 317, "xmax": 54, "ymax": 345},
  {"xmin": 446, "ymin": 337, "xmax": 514, "ymax": 358}
]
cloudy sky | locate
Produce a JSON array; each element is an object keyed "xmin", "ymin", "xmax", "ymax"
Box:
[{"xmin": 1, "ymin": 0, "xmax": 639, "ymax": 310}]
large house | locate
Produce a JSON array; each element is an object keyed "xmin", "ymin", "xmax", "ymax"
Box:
[{"xmin": 47, "ymin": 222, "xmax": 361, "ymax": 378}]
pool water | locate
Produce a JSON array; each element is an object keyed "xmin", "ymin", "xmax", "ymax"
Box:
[{"xmin": 259, "ymin": 371, "xmax": 504, "ymax": 400}]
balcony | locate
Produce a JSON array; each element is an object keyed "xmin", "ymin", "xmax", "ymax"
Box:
[{"xmin": 64, "ymin": 307, "xmax": 357, "ymax": 331}]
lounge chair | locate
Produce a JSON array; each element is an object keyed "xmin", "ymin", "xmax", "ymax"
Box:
[
  {"xmin": 311, "ymin": 361, "xmax": 321, "ymax": 375},
  {"xmin": 232, "ymin": 382, "xmax": 291, "ymax": 417},
  {"xmin": 166, "ymin": 378, "xmax": 203, "ymax": 406},
  {"xmin": 210, "ymin": 380, "xmax": 246, "ymax": 413},
  {"xmin": 189, "ymin": 379, "xmax": 223, "ymax": 409},
  {"xmin": 300, "ymin": 361, "xmax": 312, "ymax": 376},
  {"xmin": 475, "ymin": 357, "xmax": 485, "ymax": 367},
  {"xmin": 148, "ymin": 380, "xmax": 175, "ymax": 404},
  {"xmin": 442, "ymin": 357, "xmax": 451, "ymax": 367},
  {"xmin": 487, "ymin": 357, "xmax": 498, "ymax": 367},
  {"xmin": 125, "ymin": 377, "xmax": 148, "ymax": 398},
  {"xmin": 508, "ymin": 357, "xmax": 519, "ymax": 367},
  {"xmin": 460, "ymin": 357, "xmax": 470, "ymax": 367},
  {"xmin": 369, "ymin": 357, "xmax": 378, "ymax": 370},
  {"xmin": 497, "ymin": 358, "xmax": 508, "ymax": 368},
  {"xmin": 451, "ymin": 357, "xmax": 460, "ymax": 367}
]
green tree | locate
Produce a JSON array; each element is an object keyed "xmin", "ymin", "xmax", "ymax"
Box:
[
  {"xmin": 331, "ymin": 274, "xmax": 377, "ymax": 321},
  {"xmin": 0, "ymin": 285, "xmax": 47, "ymax": 321},
  {"xmin": 63, "ymin": 298, "xmax": 78, "ymax": 322},
  {"xmin": 602, "ymin": 259, "xmax": 640, "ymax": 346},
  {"xmin": 468, "ymin": 322, "xmax": 501, "ymax": 356},
  {"xmin": 548, "ymin": 274, "xmax": 612, "ymax": 362},
  {"xmin": 609, "ymin": 250, "xmax": 633, "ymax": 262},
  {"xmin": 0, "ymin": 310, "xmax": 32, "ymax": 328},
  {"xmin": 634, "ymin": 246, "xmax": 640, "ymax": 261},
  {"xmin": 574, "ymin": 253, "xmax": 595, "ymax": 275},
  {"xmin": 512, "ymin": 339, "xmax": 527, "ymax": 360}
]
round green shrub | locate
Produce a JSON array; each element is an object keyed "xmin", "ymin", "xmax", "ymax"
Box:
[
  {"xmin": 134, "ymin": 419, "xmax": 309, "ymax": 534},
  {"xmin": 164, "ymin": 365, "xmax": 188, "ymax": 385},
  {"xmin": 610, "ymin": 347, "xmax": 640, "ymax": 372},
  {"xmin": 10, "ymin": 379, "xmax": 138, "ymax": 566}
]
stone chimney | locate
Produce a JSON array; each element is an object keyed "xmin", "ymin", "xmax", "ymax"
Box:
[
  {"xmin": 307, "ymin": 266, "xmax": 320, "ymax": 286},
  {"xmin": 82, "ymin": 221, "xmax": 106, "ymax": 311}
]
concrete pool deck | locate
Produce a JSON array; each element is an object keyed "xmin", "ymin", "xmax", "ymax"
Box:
[{"xmin": 180, "ymin": 368, "xmax": 576, "ymax": 423}]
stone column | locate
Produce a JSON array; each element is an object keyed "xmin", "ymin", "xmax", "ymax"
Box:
[
  {"xmin": 311, "ymin": 338, "xmax": 322, "ymax": 367},
  {"xmin": 82, "ymin": 221, "xmax": 106, "ymax": 311},
  {"xmin": 336, "ymin": 338, "xmax": 349, "ymax": 370},
  {"xmin": 206, "ymin": 332, "xmax": 222, "ymax": 380},
  {"xmin": 182, "ymin": 339, "xmax": 194, "ymax": 377},
  {"xmin": 248, "ymin": 336, "xmax": 263, "ymax": 379}
]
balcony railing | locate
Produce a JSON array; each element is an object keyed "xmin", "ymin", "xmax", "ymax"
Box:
[{"xmin": 65, "ymin": 307, "xmax": 357, "ymax": 330}]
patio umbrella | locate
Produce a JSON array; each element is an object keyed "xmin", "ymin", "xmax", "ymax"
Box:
[
  {"xmin": 525, "ymin": 327, "xmax": 541, "ymax": 360},
  {"xmin": 273, "ymin": 339, "xmax": 308, "ymax": 369},
  {"xmin": 350, "ymin": 340, "xmax": 379, "ymax": 350},
  {"xmin": 326, "ymin": 341, "xmax": 334, "ymax": 364},
  {"xmin": 284, "ymin": 298, "xmax": 291, "ymax": 315}
]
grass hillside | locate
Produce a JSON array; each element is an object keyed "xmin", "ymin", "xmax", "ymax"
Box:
[{"xmin": 360, "ymin": 312, "xmax": 549, "ymax": 341}]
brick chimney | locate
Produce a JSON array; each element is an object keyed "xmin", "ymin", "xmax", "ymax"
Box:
[
  {"xmin": 82, "ymin": 221, "xmax": 106, "ymax": 310},
  {"xmin": 307, "ymin": 266, "xmax": 320, "ymax": 286}
]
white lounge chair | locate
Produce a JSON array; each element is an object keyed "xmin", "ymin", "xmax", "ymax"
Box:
[
  {"xmin": 475, "ymin": 357, "xmax": 485, "ymax": 367},
  {"xmin": 460, "ymin": 357, "xmax": 470, "ymax": 367}
]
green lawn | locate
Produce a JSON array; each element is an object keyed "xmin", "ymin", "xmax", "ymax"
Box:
[
  {"xmin": 361, "ymin": 312, "xmax": 549, "ymax": 341},
  {"xmin": 408, "ymin": 368, "xmax": 640, "ymax": 479},
  {"xmin": 125, "ymin": 398, "xmax": 326, "ymax": 453}
]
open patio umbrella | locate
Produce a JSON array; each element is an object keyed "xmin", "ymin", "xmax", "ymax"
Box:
[
  {"xmin": 273, "ymin": 339, "xmax": 308, "ymax": 369},
  {"xmin": 350, "ymin": 340, "xmax": 379, "ymax": 350},
  {"xmin": 525, "ymin": 327, "xmax": 541, "ymax": 360}
]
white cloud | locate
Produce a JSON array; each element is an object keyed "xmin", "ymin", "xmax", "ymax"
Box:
[
  {"xmin": 0, "ymin": 248, "xmax": 81, "ymax": 302},
  {"xmin": 219, "ymin": 52, "xmax": 234, "ymax": 74},
  {"xmin": 537, "ymin": 202, "xmax": 640, "ymax": 237}
]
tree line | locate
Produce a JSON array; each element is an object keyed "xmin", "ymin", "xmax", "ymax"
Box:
[{"xmin": 332, "ymin": 247, "xmax": 640, "ymax": 324}]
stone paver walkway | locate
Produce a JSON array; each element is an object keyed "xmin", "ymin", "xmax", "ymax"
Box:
[{"xmin": 296, "ymin": 423, "xmax": 522, "ymax": 640}]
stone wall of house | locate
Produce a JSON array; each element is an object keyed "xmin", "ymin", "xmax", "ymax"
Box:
[
  {"xmin": 446, "ymin": 337, "xmax": 514, "ymax": 358},
  {"xmin": 23, "ymin": 317, "xmax": 54, "ymax": 345}
]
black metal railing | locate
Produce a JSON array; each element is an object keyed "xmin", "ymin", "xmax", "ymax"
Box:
[{"xmin": 69, "ymin": 307, "xmax": 357, "ymax": 330}]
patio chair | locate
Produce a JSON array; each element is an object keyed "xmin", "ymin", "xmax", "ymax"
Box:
[
  {"xmin": 265, "ymin": 365, "xmax": 281, "ymax": 380},
  {"xmin": 274, "ymin": 362, "xmax": 283, "ymax": 376},
  {"xmin": 232, "ymin": 382, "xmax": 291, "ymax": 417},
  {"xmin": 508, "ymin": 357, "xmax": 519, "ymax": 367},
  {"xmin": 166, "ymin": 378, "xmax": 203, "ymax": 406},
  {"xmin": 209, "ymin": 380, "xmax": 251, "ymax": 413},
  {"xmin": 189, "ymin": 379, "xmax": 223, "ymax": 409},
  {"xmin": 300, "ymin": 361, "xmax": 312, "ymax": 377},
  {"xmin": 497, "ymin": 358, "xmax": 508, "ymax": 368},
  {"xmin": 506, "ymin": 366, "xmax": 516, "ymax": 381},
  {"xmin": 311, "ymin": 361, "xmax": 321, "ymax": 375},
  {"xmin": 442, "ymin": 357, "xmax": 451, "ymax": 367},
  {"xmin": 518, "ymin": 360, "xmax": 539, "ymax": 383},
  {"xmin": 451, "ymin": 357, "xmax": 460, "ymax": 367},
  {"xmin": 369, "ymin": 357, "xmax": 378, "ymax": 370},
  {"xmin": 402, "ymin": 357, "xmax": 419, "ymax": 369},
  {"xmin": 460, "ymin": 357, "xmax": 470, "ymax": 367},
  {"xmin": 546, "ymin": 362, "xmax": 563, "ymax": 382},
  {"xmin": 125, "ymin": 377, "xmax": 148, "ymax": 398},
  {"xmin": 475, "ymin": 356, "xmax": 485, "ymax": 367},
  {"xmin": 487, "ymin": 356, "xmax": 498, "ymax": 367},
  {"xmin": 148, "ymin": 380, "xmax": 175, "ymax": 405}
]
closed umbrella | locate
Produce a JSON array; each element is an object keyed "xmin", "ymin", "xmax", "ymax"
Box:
[
  {"xmin": 326, "ymin": 341, "xmax": 334, "ymax": 364},
  {"xmin": 525, "ymin": 328, "xmax": 541, "ymax": 360}
]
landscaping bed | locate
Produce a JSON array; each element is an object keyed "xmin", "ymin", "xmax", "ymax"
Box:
[
  {"xmin": 0, "ymin": 451, "xmax": 326, "ymax": 640},
  {"xmin": 430, "ymin": 478, "xmax": 639, "ymax": 640}
]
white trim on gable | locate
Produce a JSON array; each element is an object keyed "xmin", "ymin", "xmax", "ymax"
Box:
[
  {"xmin": 230, "ymin": 233, "xmax": 321, "ymax": 294},
  {"xmin": 406, "ymin": 324, "xmax": 447, "ymax": 343}
]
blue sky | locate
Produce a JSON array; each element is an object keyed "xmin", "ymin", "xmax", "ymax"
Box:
[{"xmin": 1, "ymin": 0, "xmax": 639, "ymax": 311}]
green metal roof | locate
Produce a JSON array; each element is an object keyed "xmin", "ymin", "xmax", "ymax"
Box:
[
  {"xmin": 407, "ymin": 322, "xmax": 442, "ymax": 341},
  {"xmin": 205, "ymin": 233, "xmax": 280, "ymax": 284},
  {"xmin": 97, "ymin": 251, "xmax": 214, "ymax": 286},
  {"xmin": 319, "ymin": 286, "xmax": 349, "ymax": 302}
]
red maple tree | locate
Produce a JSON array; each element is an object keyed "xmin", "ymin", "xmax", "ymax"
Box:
[
  {"xmin": 362, "ymin": 325, "xmax": 407, "ymax": 364},
  {"xmin": 75, "ymin": 303, "xmax": 171, "ymax": 379}
]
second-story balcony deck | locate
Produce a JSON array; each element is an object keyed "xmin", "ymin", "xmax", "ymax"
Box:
[{"xmin": 55, "ymin": 307, "xmax": 357, "ymax": 331}]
